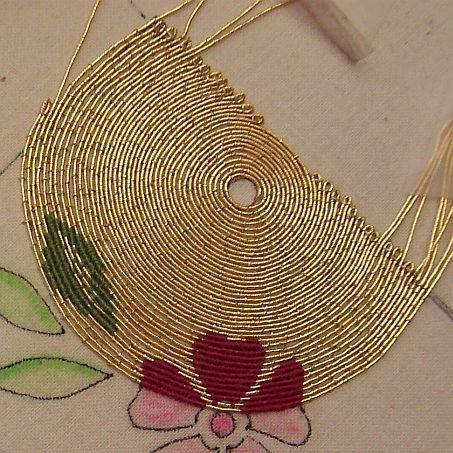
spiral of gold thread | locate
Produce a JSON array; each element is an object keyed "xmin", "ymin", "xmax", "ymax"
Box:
[{"xmin": 22, "ymin": 2, "xmax": 451, "ymax": 411}]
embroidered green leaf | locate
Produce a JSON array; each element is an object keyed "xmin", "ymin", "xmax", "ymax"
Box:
[
  {"xmin": 0, "ymin": 357, "xmax": 112, "ymax": 399},
  {"xmin": 42, "ymin": 213, "xmax": 117, "ymax": 334},
  {"xmin": 0, "ymin": 268, "xmax": 63, "ymax": 334}
]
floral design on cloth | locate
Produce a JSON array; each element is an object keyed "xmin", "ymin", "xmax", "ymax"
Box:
[
  {"xmin": 128, "ymin": 332, "xmax": 311, "ymax": 451},
  {"xmin": 129, "ymin": 390, "xmax": 311, "ymax": 452}
]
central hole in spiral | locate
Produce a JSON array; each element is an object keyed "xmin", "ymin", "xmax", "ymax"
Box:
[{"xmin": 227, "ymin": 177, "xmax": 257, "ymax": 207}]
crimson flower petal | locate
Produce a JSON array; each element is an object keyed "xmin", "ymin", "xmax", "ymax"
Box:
[
  {"xmin": 243, "ymin": 359, "xmax": 304, "ymax": 412},
  {"xmin": 193, "ymin": 332, "xmax": 265, "ymax": 407}
]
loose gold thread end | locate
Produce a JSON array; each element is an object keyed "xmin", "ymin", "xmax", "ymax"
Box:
[{"xmin": 383, "ymin": 121, "xmax": 452, "ymax": 288}]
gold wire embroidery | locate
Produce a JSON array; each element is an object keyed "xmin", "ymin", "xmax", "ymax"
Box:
[{"xmin": 21, "ymin": 1, "xmax": 451, "ymax": 411}]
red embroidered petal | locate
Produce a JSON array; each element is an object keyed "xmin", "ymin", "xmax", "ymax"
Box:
[
  {"xmin": 243, "ymin": 359, "xmax": 304, "ymax": 412},
  {"xmin": 141, "ymin": 358, "xmax": 203, "ymax": 408},
  {"xmin": 193, "ymin": 332, "xmax": 265, "ymax": 406}
]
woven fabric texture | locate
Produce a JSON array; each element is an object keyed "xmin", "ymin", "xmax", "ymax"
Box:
[{"xmin": 0, "ymin": 0, "xmax": 452, "ymax": 452}]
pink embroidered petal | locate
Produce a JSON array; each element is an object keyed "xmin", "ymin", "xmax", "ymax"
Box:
[
  {"xmin": 141, "ymin": 358, "xmax": 203, "ymax": 408},
  {"xmin": 249, "ymin": 406, "xmax": 311, "ymax": 446},
  {"xmin": 158, "ymin": 437, "xmax": 206, "ymax": 452},
  {"xmin": 233, "ymin": 438, "xmax": 268, "ymax": 452},
  {"xmin": 243, "ymin": 359, "xmax": 304, "ymax": 412},
  {"xmin": 129, "ymin": 388, "xmax": 197, "ymax": 430},
  {"xmin": 193, "ymin": 332, "xmax": 265, "ymax": 407}
]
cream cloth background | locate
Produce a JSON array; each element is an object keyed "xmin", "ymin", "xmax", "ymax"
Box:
[{"xmin": 0, "ymin": 0, "xmax": 452, "ymax": 451}]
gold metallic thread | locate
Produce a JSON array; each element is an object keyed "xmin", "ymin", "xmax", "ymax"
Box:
[{"xmin": 21, "ymin": 1, "xmax": 452, "ymax": 411}]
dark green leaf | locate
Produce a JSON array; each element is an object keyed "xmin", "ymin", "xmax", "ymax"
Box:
[{"xmin": 42, "ymin": 213, "xmax": 117, "ymax": 334}]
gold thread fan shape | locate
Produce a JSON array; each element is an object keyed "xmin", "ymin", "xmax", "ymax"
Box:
[{"xmin": 22, "ymin": 10, "xmax": 452, "ymax": 412}]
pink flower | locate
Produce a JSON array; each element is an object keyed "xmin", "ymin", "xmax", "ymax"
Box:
[{"xmin": 129, "ymin": 388, "xmax": 311, "ymax": 452}]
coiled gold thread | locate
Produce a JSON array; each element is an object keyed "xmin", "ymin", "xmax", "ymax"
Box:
[{"xmin": 21, "ymin": 5, "xmax": 451, "ymax": 412}]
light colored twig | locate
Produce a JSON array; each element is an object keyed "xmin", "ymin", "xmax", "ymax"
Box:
[{"xmin": 299, "ymin": 0, "xmax": 373, "ymax": 62}]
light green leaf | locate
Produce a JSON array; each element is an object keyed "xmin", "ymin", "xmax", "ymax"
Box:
[
  {"xmin": 0, "ymin": 268, "xmax": 63, "ymax": 334},
  {"xmin": 0, "ymin": 357, "xmax": 112, "ymax": 399}
]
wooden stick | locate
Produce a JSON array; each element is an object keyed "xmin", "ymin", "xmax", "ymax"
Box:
[{"xmin": 299, "ymin": 0, "xmax": 373, "ymax": 62}]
